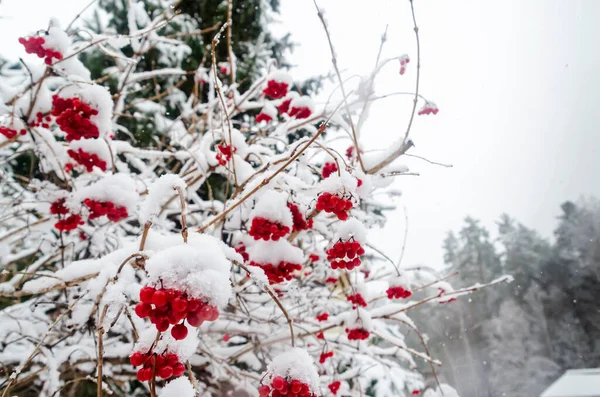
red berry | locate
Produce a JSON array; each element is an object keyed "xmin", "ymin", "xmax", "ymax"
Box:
[
  {"xmin": 130, "ymin": 352, "xmax": 146, "ymax": 367},
  {"xmin": 259, "ymin": 385, "xmax": 271, "ymax": 397},
  {"xmin": 172, "ymin": 363, "xmax": 186, "ymax": 377},
  {"xmin": 272, "ymin": 376, "xmax": 286, "ymax": 391},
  {"xmin": 139, "ymin": 287, "xmax": 155, "ymax": 304},
  {"xmin": 152, "ymin": 290, "xmax": 168, "ymax": 307},
  {"xmin": 171, "ymin": 324, "xmax": 188, "ymax": 340},
  {"xmin": 134, "ymin": 302, "xmax": 152, "ymax": 318},
  {"xmin": 157, "ymin": 365, "xmax": 174, "ymax": 379}
]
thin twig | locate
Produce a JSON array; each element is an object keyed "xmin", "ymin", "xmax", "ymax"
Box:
[{"xmin": 313, "ymin": 0, "xmax": 366, "ymax": 173}]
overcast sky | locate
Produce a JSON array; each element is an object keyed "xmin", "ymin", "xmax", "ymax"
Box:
[{"xmin": 1, "ymin": 0, "xmax": 599, "ymax": 270}]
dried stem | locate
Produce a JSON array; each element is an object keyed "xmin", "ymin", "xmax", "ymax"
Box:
[
  {"xmin": 174, "ymin": 186, "xmax": 188, "ymax": 243},
  {"xmin": 313, "ymin": 0, "xmax": 366, "ymax": 173},
  {"xmin": 96, "ymin": 304, "xmax": 109, "ymax": 397}
]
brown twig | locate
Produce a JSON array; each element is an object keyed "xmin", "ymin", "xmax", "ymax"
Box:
[
  {"xmin": 174, "ymin": 186, "xmax": 188, "ymax": 243},
  {"xmin": 96, "ymin": 304, "xmax": 109, "ymax": 397}
]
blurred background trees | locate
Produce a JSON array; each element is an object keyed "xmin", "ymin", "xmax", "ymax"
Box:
[{"xmin": 414, "ymin": 199, "xmax": 600, "ymax": 397}]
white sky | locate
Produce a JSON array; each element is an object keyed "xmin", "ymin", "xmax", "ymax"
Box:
[{"xmin": 1, "ymin": 0, "xmax": 599, "ymax": 269}]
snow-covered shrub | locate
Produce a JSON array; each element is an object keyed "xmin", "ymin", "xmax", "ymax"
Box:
[{"xmin": 0, "ymin": 2, "xmax": 511, "ymax": 397}]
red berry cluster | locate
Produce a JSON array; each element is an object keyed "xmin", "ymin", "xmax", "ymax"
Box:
[
  {"xmin": 386, "ymin": 286, "xmax": 412, "ymax": 299},
  {"xmin": 50, "ymin": 198, "xmax": 84, "ymax": 232},
  {"xmin": 276, "ymin": 98, "xmax": 293, "ymax": 115},
  {"xmin": 263, "ymin": 80, "xmax": 289, "ymax": 99},
  {"xmin": 249, "ymin": 217, "xmax": 290, "ymax": 241},
  {"xmin": 51, "ymin": 95, "xmax": 100, "ymax": 141},
  {"xmin": 412, "ymin": 390, "xmax": 421, "ymax": 395},
  {"xmin": 30, "ymin": 112, "xmax": 53, "ymax": 129},
  {"xmin": 321, "ymin": 162, "xmax": 338, "ymax": 179},
  {"xmin": 55, "ymin": 214, "xmax": 84, "ymax": 231},
  {"xmin": 316, "ymin": 312, "xmax": 329, "ymax": 322},
  {"xmin": 288, "ymin": 105, "xmax": 311, "ymax": 119},
  {"xmin": 316, "ymin": 193, "xmax": 353, "ymax": 220},
  {"xmin": 258, "ymin": 376, "xmax": 316, "ymax": 397},
  {"xmin": 326, "ymin": 240, "xmax": 365, "ymax": 270},
  {"xmin": 249, "ymin": 261, "xmax": 302, "ymax": 284},
  {"xmin": 347, "ymin": 293, "xmax": 367, "ymax": 308},
  {"xmin": 329, "ymin": 381, "xmax": 341, "ymax": 395},
  {"xmin": 216, "ymin": 143, "xmax": 235, "ymax": 166},
  {"xmin": 135, "ymin": 286, "xmax": 219, "ymax": 337},
  {"xmin": 18, "ymin": 36, "xmax": 62, "ymax": 65},
  {"xmin": 309, "ymin": 254, "xmax": 319, "ymax": 263},
  {"xmin": 287, "ymin": 203, "xmax": 313, "ymax": 232},
  {"xmin": 67, "ymin": 148, "xmax": 107, "ymax": 172},
  {"xmin": 324, "ymin": 277, "xmax": 338, "ymax": 284},
  {"xmin": 83, "ymin": 199, "xmax": 128, "ymax": 222},
  {"xmin": 130, "ymin": 351, "xmax": 185, "ymax": 382},
  {"xmin": 319, "ymin": 351, "xmax": 334, "ymax": 364},
  {"xmin": 346, "ymin": 328, "xmax": 370, "ymax": 341},
  {"xmin": 50, "ymin": 198, "xmax": 69, "ymax": 215},
  {"xmin": 0, "ymin": 127, "xmax": 26, "ymax": 140}
]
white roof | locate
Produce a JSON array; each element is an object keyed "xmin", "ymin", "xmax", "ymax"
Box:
[{"xmin": 541, "ymin": 369, "xmax": 600, "ymax": 397}]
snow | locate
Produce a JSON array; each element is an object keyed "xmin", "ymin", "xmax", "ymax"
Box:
[
  {"xmin": 333, "ymin": 217, "xmax": 367, "ymax": 244},
  {"xmin": 44, "ymin": 20, "xmax": 70, "ymax": 54},
  {"xmin": 259, "ymin": 102, "xmax": 278, "ymax": 118},
  {"xmin": 250, "ymin": 189, "xmax": 293, "ymax": 226},
  {"xmin": 266, "ymin": 348, "xmax": 320, "ymax": 394},
  {"xmin": 134, "ymin": 326, "xmax": 199, "ymax": 362},
  {"xmin": 159, "ymin": 377, "xmax": 196, "ymax": 397},
  {"xmin": 139, "ymin": 174, "xmax": 187, "ymax": 224},
  {"xmin": 540, "ymin": 369, "xmax": 600, "ymax": 397},
  {"xmin": 144, "ymin": 243, "xmax": 232, "ymax": 307},
  {"xmin": 246, "ymin": 240, "xmax": 304, "ymax": 265},
  {"xmin": 267, "ymin": 70, "xmax": 293, "ymax": 85},
  {"xmin": 423, "ymin": 384, "xmax": 460, "ymax": 397}
]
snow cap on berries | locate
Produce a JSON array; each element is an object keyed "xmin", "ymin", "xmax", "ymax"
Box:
[
  {"xmin": 333, "ymin": 217, "xmax": 367, "ymax": 245},
  {"xmin": 251, "ymin": 189, "xmax": 293, "ymax": 227},
  {"xmin": 246, "ymin": 239, "xmax": 304, "ymax": 265},
  {"xmin": 144, "ymin": 240, "xmax": 232, "ymax": 307},
  {"xmin": 265, "ymin": 348, "xmax": 320, "ymax": 394},
  {"xmin": 134, "ymin": 326, "xmax": 199, "ymax": 362},
  {"xmin": 58, "ymin": 84, "xmax": 114, "ymax": 139},
  {"xmin": 68, "ymin": 174, "xmax": 138, "ymax": 214},
  {"xmin": 288, "ymin": 96, "xmax": 314, "ymax": 119},
  {"xmin": 256, "ymin": 102, "xmax": 278, "ymax": 123},
  {"xmin": 158, "ymin": 377, "xmax": 196, "ymax": 397}
]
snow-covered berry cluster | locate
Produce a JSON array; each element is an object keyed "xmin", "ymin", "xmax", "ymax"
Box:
[
  {"xmin": 387, "ymin": 285, "xmax": 412, "ymax": 299},
  {"xmin": 51, "ymin": 95, "xmax": 100, "ymax": 141},
  {"xmin": 249, "ymin": 260, "xmax": 302, "ymax": 284},
  {"xmin": 258, "ymin": 377, "xmax": 316, "ymax": 397},
  {"xmin": 316, "ymin": 192, "xmax": 354, "ymax": 220},
  {"xmin": 399, "ymin": 54, "xmax": 411, "ymax": 75},
  {"xmin": 288, "ymin": 203, "xmax": 313, "ymax": 232},
  {"xmin": 135, "ymin": 286, "xmax": 219, "ymax": 337},
  {"xmin": 319, "ymin": 351, "xmax": 334, "ymax": 364},
  {"xmin": 19, "ymin": 36, "xmax": 62, "ymax": 65},
  {"xmin": 67, "ymin": 148, "xmax": 108, "ymax": 172},
  {"xmin": 345, "ymin": 327, "xmax": 370, "ymax": 341},
  {"xmin": 83, "ymin": 199, "xmax": 128, "ymax": 222},
  {"xmin": 418, "ymin": 101, "xmax": 439, "ymax": 116}
]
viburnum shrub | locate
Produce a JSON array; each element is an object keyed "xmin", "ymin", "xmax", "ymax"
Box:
[{"xmin": 0, "ymin": 3, "xmax": 512, "ymax": 397}]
